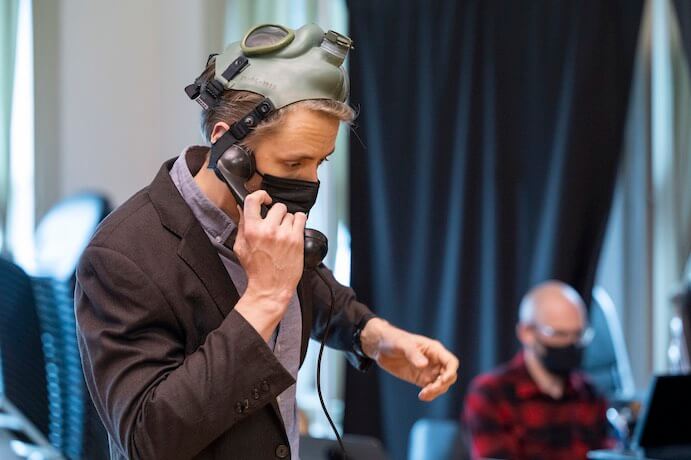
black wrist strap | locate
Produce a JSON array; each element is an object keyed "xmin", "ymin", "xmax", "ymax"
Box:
[{"xmin": 353, "ymin": 313, "xmax": 377, "ymax": 359}]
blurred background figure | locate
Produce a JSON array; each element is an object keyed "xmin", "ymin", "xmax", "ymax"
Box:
[{"xmin": 463, "ymin": 281, "xmax": 612, "ymax": 460}]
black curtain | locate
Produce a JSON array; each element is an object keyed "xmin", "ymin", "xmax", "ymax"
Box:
[
  {"xmin": 676, "ymin": 0, "xmax": 691, "ymax": 62},
  {"xmin": 344, "ymin": 1, "xmax": 643, "ymax": 458}
]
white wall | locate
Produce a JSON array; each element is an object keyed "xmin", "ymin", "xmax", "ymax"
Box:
[{"xmin": 34, "ymin": 0, "xmax": 227, "ymax": 215}]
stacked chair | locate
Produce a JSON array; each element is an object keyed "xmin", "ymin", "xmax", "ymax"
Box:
[
  {"xmin": 0, "ymin": 258, "xmax": 53, "ymax": 455},
  {"xmin": 32, "ymin": 277, "xmax": 105, "ymax": 459},
  {"xmin": 0, "ymin": 192, "xmax": 111, "ymax": 459},
  {"xmin": 31, "ymin": 192, "xmax": 111, "ymax": 460}
]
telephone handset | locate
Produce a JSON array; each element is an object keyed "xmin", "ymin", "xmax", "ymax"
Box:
[{"xmin": 213, "ymin": 143, "xmax": 328, "ymax": 269}]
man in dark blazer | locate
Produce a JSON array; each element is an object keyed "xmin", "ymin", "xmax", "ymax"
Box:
[{"xmin": 75, "ymin": 24, "xmax": 459, "ymax": 459}]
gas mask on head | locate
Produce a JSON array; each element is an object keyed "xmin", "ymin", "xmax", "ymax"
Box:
[{"xmin": 184, "ymin": 22, "xmax": 351, "ymax": 184}]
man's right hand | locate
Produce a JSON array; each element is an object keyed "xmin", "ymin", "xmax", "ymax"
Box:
[{"xmin": 232, "ymin": 190, "xmax": 307, "ymax": 340}]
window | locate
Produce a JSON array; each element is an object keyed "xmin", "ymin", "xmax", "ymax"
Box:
[
  {"xmin": 596, "ymin": 0, "xmax": 691, "ymax": 388},
  {"xmin": 7, "ymin": 0, "xmax": 34, "ymax": 271}
]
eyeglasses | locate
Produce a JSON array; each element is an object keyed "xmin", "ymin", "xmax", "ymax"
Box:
[{"xmin": 530, "ymin": 323, "xmax": 595, "ymax": 346}]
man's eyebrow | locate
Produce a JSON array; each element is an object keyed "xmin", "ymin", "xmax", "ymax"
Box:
[{"xmin": 282, "ymin": 149, "xmax": 336, "ymax": 161}]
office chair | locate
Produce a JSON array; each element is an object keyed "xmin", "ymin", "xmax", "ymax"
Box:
[
  {"xmin": 407, "ymin": 418, "xmax": 467, "ymax": 460},
  {"xmin": 0, "ymin": 258, "xmax": 50, "ymax": 438},
  {"xmin": 31, "ymin": 276, "xmax": 109, "ymax": 460},
  {"xmin": 31, "ymin": 192, "xmax": 111, "ymax": 459},
  {"xmin": 582, "ymin": 286, "xmax": 636, "ymax": 401},
  {"xmin": 33, "ymin": 192, "xmax": 110, "ymax": 282}
]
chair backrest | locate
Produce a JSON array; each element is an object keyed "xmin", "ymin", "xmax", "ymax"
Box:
[
  {"xmin": 0, "ymin": 258, "xmax": 50, "ymax": 437},
  {"xmin": 582, "ymin": 286, "xmax": 636, "ymax": 401},
  {"xmin": 32, "ymin": 277, "xmax": 109, "ymax": 460},
  {"xmin": 29, "ymin": 192, "xmax": 111, "ymax": 459},
  {"xmin": 34, "ymin": 193, "xmax": 110, "ymax": 281},
  {"xmin": 408, "ymin": 418, "xmax": 467, "ymax": 460}
]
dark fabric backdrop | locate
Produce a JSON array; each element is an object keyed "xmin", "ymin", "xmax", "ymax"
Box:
[
  {"xmin": 344, "ymin": 1, "xmax": 643, "ymax": 458},
  {"xmin": 676, "ymin": 0, "xmax": 691, "ymax": 62}
]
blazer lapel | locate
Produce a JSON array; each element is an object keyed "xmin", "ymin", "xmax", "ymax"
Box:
[
  {"xmin": 178, "ymin": 223, "xmax": 239, "ymax": 318},
  {"xmin": 148, "ymin": 157, "xmax": 240, "ymax": 319}
]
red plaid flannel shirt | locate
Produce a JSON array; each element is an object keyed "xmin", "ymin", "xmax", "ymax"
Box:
[{"xmin": 463, "ymin": 352, "xmax": 613, "ymax": 460}]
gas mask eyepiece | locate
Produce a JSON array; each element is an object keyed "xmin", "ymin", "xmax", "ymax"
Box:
[{"xmin": 241, "ymin": 24, "xmax": 295, "ymax": 55}]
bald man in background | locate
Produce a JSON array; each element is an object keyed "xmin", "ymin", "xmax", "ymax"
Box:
[{"xmin": 463, "ymin": 281, "xmax": 613, "ymax": 460}]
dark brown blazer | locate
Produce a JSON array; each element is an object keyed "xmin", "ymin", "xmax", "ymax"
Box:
[{"xmin": 74, "ymin": 158, "xmax": 374, "ymax": 460}]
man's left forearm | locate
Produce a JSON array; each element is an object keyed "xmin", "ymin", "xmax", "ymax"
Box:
[{"xmin": 308, "ymin": 264, "xmax": 376, "ymax": 370}]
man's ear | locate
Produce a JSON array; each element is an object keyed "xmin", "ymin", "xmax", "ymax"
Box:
[
  {"xmin": 210, "ymin": 121, "xmax": 230, "ymax": 144},
  {"xmin": 516, "ymin": 323, "xmax": 532, "ymax": 347}
]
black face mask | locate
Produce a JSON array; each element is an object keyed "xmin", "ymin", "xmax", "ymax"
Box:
[
  {"xmin": 259, "ymin": 172, "xmax": 320, "ymax": 214},
  {"xmin": 535, "ymin": 340, "xmax": 584, "ymax": 377}
]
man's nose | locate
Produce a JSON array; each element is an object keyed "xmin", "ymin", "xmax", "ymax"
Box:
[{"xmin": 305, "ymin": 167, "xmax": 319, "ymax": 182}]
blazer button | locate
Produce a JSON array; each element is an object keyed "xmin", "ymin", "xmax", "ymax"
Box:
[
  {"xmin": 275, "ymin": 444, "xmax": 289, "ymax": 458},
  {"xmin": 252, "ymin": 388, "xmax": 260, "ymax": 400},
  {"xmin": 243, "ymin": 399, "xmax": 249, "ymax": 410},
  {"xmin": 261, "ymin": 380, "xmax": 270, "ymax": 392},
  {"xmin": 235, "ymin": 401, "xmax": 244, "ymax": 414}
]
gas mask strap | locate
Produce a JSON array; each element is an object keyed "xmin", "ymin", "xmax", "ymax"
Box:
[
  {"xmin": 185, "ymin": 55, "xmax": 250, "ymax": 110},
  {"xmin": 208, "ymin": 97, "xmax": 275, "ymax": 170}
]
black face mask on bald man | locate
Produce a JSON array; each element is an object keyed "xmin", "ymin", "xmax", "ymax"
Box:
[{"xmin": 536, "ymin": 340, "xmax": 584, "ymax": 377}]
